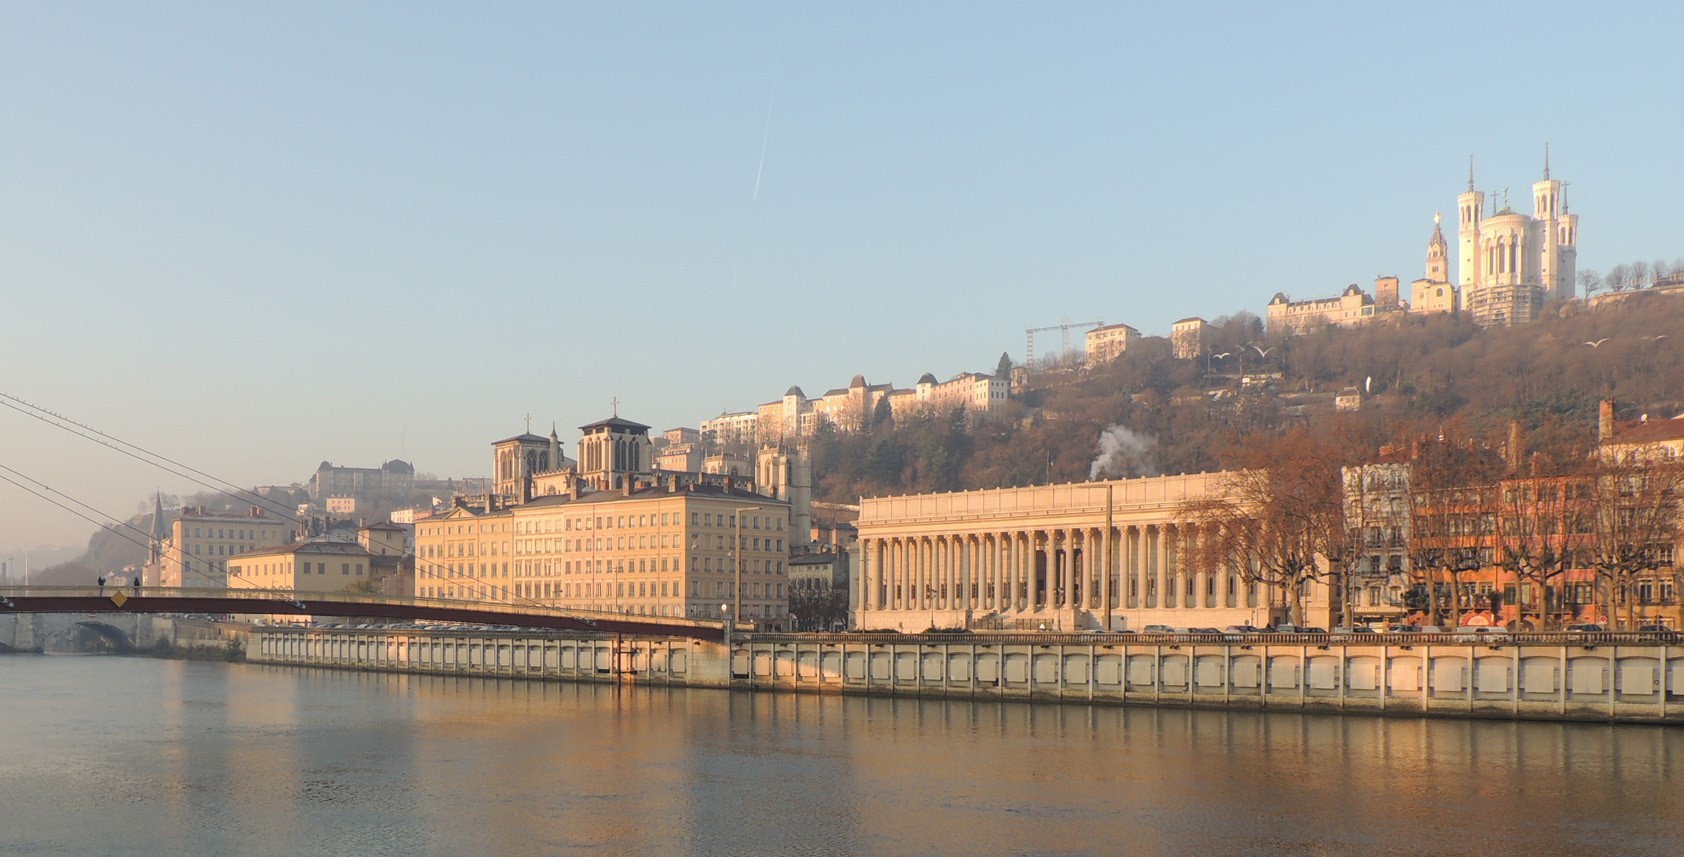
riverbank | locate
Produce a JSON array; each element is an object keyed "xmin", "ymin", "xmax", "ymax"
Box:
[{"xmin": 247, "ymin": 626, "xmax": 1684, "ymax": 724}]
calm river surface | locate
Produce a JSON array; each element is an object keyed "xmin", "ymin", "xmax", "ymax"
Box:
[{"xmin": 2, "ymin": 656, "xmax": 1681, "ymax": 857}]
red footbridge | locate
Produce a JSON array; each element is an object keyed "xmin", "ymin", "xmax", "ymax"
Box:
[{"xmin": 0, "ymin": 586, "xmax": 727, "ymax": 642}]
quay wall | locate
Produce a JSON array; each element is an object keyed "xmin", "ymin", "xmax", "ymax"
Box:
[{"xmin": 246, "ymin": 628, "xmax": 1684, "ymax": 724}]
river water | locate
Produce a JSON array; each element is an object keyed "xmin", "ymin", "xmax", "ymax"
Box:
[{"xmin": 1, "ymin": 656, "xmax": 1681, "ymax": 857}]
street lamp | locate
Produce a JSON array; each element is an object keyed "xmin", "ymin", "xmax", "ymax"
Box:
[{"xmin": 731, "ymin": 504, "xmax": 766, "ymax": 626}]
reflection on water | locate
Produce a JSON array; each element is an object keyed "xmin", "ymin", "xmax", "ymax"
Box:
[{"xmin": 1, "ymin": 656, "xmax": 1680, "ymax": 856}]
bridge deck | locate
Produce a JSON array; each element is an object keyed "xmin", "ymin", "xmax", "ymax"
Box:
[{"xmin": 0, "ymin": 587, "xmax": 725, "ymax": 642}]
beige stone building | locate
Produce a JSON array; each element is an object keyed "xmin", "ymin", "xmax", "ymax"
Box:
[
  {"xmin": 1598, "ymin": 399, "xmax": 1684, "ymax": 464},
  {"xmin": 227, "ymin": 539, "xmax": 373, "ymax": 593},
  {"xmin": 1170, "ymin": 317, "xmax": 1206, "ymax": 360},
  {"xmin": 414, "ymin": 480, "xmax": 792, "ymax": 624},
  {"xmin": 1266, "ymin": 283, "xmax": 1382, "ymax": 334},
  {"xmin": 146, "ymin": 506, "xmax": 293, "ymax": 588},
  {"xmin": 699, "ymin": 409, "xmax": 759, "ymax": 448},
  {"xmin": 747, "ymin": 372, "xmax": 1009, "ymax": 444},
  {"xmin": 308, "ymin": 459, "xmax": 413, "ymax": 502},
  {"xmin": 412, "ymin": 414, "xmax": 799, "ymax": 626},
  {"xmin": 854, "ymin": 474, "xmax": 1331, "ymax": 632},
  {"xmin": 1084, "ymin": 323, "xmax": 1140, "ymax": 365}
]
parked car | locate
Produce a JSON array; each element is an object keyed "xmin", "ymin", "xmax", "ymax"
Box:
[
  {"xmin": 1332, "ymin": 626, "xmax": 1378, "ymax": 636},
  {"xmin": 1636, "ymin": 623, "xmax": 1680, "ymax": 640},
  {"xmin": 1186, "ymin": 627, "xmax": 1223, "ymax": 635},
  {"xmin": 1455, "ymin": 625, "xmax": 1513, "ymax": 642},
  {"xmin": 1141, "ymin": 624, "xmax": 1177, "ymax": 635},
  {"xmin": 1565, "ymin": 623, "xmax": 1607, "ymax": 635}
]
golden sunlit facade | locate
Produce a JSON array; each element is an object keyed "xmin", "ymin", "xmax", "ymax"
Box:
[{"xmin": 414, "ymin": 482, "xmax": 792, "ymax": 623}]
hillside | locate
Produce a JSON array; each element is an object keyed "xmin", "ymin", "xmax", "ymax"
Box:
[{"xmin": 811, "ymin": 292, "xmax": 1684, "ymax": 503}]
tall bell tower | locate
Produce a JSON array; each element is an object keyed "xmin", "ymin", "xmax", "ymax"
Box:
[
  {"xmin": 1456, "ymin": 157, "xmax": 1484, "ymax": 290},
  {"xmin": 1426, "ymin": 212, "xmax": 1449, "ymax": 284},
  {"xmin": 1530, "ymin": 145, "xmax": 1573, "ymax": 299}
]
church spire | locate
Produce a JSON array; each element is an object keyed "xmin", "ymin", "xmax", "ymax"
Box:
[
  {"xmin": 1467, "ymin": 155, "xmax": 1475, "ymax": 192},
  {"xmin": 1542, "ymin": 143, "xmax": 1550, "ymax": 179}
]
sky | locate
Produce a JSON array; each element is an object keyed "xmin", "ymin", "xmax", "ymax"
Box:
[{"xmin": 4, "ymin": 1, "xmax": 1683, "ymax": 556}]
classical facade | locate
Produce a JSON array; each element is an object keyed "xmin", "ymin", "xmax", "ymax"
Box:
[
  {"xmin": 854, "ymin": 474, "xmax": 1331, "ymax": 632},
  {"xmin": 1457, "ymin": 153, "xmax": 1578, "ymax": 326},
  {"xmin": 1084, "ymin": 323, "xmax": 1140, "ymax": 365},
  {"xmin": 146, "ymin": 506, "xmax": 293, "ymax": 588}
]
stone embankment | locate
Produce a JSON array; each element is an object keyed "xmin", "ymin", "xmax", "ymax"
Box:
[{"xmin": 247, "ymin": 627, "xmax": 1684, "ymax": 723}]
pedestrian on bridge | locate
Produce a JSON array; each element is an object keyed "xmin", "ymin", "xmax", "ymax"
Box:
[
  {"xmin": 132, "ymin": 576, "xmax": 140, "ymax": 595},
  {"xmin": 98, "ymin": 575, "xmax": 106, "ymax": 595}
]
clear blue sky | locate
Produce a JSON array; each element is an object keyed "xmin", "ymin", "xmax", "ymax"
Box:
[{"xmin": 4, "ymin": 2, "xmax": 1682, "ymax": 554}]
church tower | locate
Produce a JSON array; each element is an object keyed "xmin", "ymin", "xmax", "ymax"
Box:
[
  {"xmin": 1426, "ymin": 212, "xmax": 1449, "ymax": 284},
  {"xmin": 577, "ymin": 416, "xmax": 653, "ymax": 490},
  {"xmin": 1531, "ymin": 145, "xmax": 1569, "ymax": 300},
  {"xmin": 492, "ymin": 425, "xmax": 553, "ymax": 502},
  {"xmin": 1456, "ymin": 158, "xmax": 1484, "ymax": 290}
]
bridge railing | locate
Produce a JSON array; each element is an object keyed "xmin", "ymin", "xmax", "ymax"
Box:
[
  {"xmin": 745, "ymin": 629, "xmax": 1683, "ymax": 647},
  {"xmin": 0, "ymin": 585, "xmax": 726, "ymax": 631}
]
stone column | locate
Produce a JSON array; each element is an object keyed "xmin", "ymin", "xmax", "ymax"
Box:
[
  {"xmin": 1149, "ymin": 525, "xmax": 1163, "ymax": 609},
  {"xmin": 860, "ymin": 537, "xmax": 873, "ymax": 612},
  {"xmin": 915, "ymin": 537, "xmax": 928, "ymax": 610},
  {"xmin": 999, "ymin": 532, "xmax": 1012, "ymax": 611},
  {"xmin": 1023, "ymin": 532, "xmax": 1037, "ymax": 612},
  {"xmin": 1089, "ymin": 527, "xmax": 1099, "ymax": 608},
  {"xmin": 1060, "ymin": 530, "xmax": 1074, "ymax": 608}
]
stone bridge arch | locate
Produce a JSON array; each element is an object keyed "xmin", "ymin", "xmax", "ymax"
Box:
[{"xmin": 40, "ymin": 619, "xmax": 137, "ymax": 653}]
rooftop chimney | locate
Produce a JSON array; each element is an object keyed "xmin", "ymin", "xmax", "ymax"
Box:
[{"xmin": 1599, "ymin": 399, "xmax": 1615, "ymax": 442}]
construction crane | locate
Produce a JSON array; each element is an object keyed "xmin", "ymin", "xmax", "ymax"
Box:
[{"xmin": 1025, "ymin": 320, "xmax": 1104, "ymax": 369}]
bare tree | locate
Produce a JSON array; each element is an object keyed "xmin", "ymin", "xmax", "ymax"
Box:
[
  {"xmin": 1606, "ymin": 264, "xmax": 1630, "ymax": 293},
  {"xmin": 1491, "ymin": 476, "xmax": 1585, "ymax": 630},
  {"xmin": 1186, "ymin": 426, "xmax": 1358, "ymax": 626},
  {"xmin": 1578, "ymin": 269, "xmax": 1603, "ymax": 299},
  {"xmin": 1630, "ymin": 261, "xmax": 1652, "ymax": 290},
  {"xmin": 1404, "ymin": 437, "xmax": 1506, "ymax": 627},
  {"xmin": 1588, "ymin": 450, "xmax": 1684, "ymax": 628},
  {"xmin": 1655, "ymin": 260, "xmax": 1673, "ymax": 283}
]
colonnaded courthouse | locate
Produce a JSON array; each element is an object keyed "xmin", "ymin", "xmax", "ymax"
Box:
[{"xmin": 854, "ymin": 473, "xmax": 1332, "ymax": 632}]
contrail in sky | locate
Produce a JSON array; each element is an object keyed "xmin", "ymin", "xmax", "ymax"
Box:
[
  {"xmin": 753, "ymin": 94, "xmax": 774, "ymax": 201},
  {"xmin": 753, "ymin": 10, "xmax": 787, "ymax": 201}
]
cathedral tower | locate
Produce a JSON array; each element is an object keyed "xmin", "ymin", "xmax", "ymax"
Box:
[
  {"xmin": 577, "ymin": 416, "xmax": 653, "ymax": 490},
  {"xmin": 1531, "ymin": 145, "xmax": 1570, "ymax": 300},
  {"xmin": 1456, "ymin": 158, "xmax": 1484, "ymax": 290}
]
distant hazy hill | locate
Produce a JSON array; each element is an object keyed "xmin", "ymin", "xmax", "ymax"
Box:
[{"xmin": 811, "ymin": 291, "xmax": 1684, "ymax": 502}]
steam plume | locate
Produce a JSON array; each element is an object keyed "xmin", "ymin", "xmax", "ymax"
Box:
[{"xmin": 1088, "ymin": 425, "xmax": 1160, "ymax": 480}]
